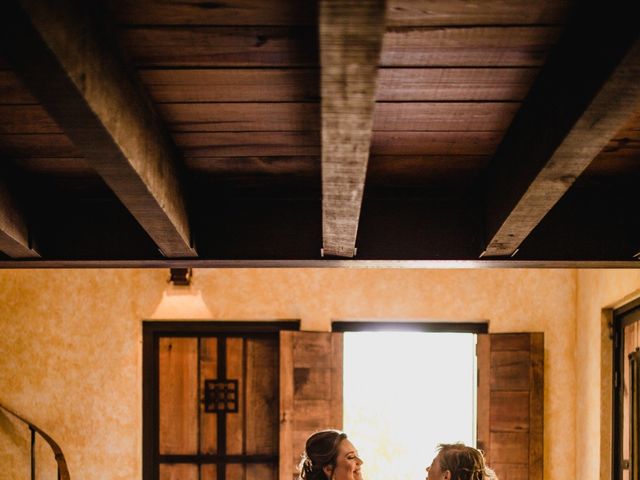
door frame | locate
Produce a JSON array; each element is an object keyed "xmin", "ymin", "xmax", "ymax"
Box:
[
  {"xmin": 613, "ymin": 299, "xmax": 640, "ymax": 480},
  {"xmin": 332, "ymin": 320, "xmax": 488, "ymax": 333},
  {"xmin": 333, "ymin": 320, "xmax": 488, "ymax": 475},
  {"xmin": 142, "ymin": 321, "xmax": 300, "ymax": 480}
]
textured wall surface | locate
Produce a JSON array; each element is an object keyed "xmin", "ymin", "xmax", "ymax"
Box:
[
  {"xmin": 576, "ymin": 270, "xmax": 640, "ymax": 480},
  {"xmin": 0, "ymin": 268, "xmax": 577, "ymax": 479}
]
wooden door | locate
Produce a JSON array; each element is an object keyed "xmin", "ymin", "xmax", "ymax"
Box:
[
  {"xmin": 477, "ymin": 333, "xmax": 544, "ymax": 480},
  {"xmin": 155, "ymin": 334, "xmax": 279, "ymax": 480},
  {"xmin": 279, "ymin": 331, "xmax": 343, "ymax": 480}
]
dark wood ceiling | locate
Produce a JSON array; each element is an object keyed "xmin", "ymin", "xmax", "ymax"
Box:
[{"xmin": 0, "ymin": 0, "xmax": 639, "ymax": 266}]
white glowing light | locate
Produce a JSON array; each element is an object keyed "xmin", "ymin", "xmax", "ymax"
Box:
[
  {"xmin": 344, "ymin": 332, "xmax": 476, "ymax": 480},
  {"xmin": 150, "ymin": 285, "xmax": 213, "ymax": 319}
]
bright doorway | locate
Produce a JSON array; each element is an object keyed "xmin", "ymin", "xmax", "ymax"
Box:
[{"xmin": 343, "ymin": 331, "xmax": 477, "ymax": 480}]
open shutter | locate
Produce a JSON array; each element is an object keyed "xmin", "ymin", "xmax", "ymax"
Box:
[
  {"xmin": 477, "ymin": 333, "xmax": 544, "ymax": 480},
  {"xmin": 279, "ymin": 331, "xmax": 343, "ymax": 480}
]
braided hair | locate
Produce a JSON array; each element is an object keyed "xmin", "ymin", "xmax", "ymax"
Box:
[
  {"xmin": 298, "ymin": 430, "xmax": 347, "ymax": 480},
  {"xmin": 436, "ymin": 443, "xmax": 497, "ymax": 480}
]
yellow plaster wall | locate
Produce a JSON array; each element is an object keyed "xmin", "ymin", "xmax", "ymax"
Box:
[
  {"xmin": 0, "ymin": 268, "xmax": 577, "ymax": 479},
  {"xmin": 576, "ymin": 270, "xmax": 640, "ymax": 480}
]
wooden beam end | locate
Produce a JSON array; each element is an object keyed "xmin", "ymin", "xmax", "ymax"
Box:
[
  {"xmin": 0, "ymin": 231, "xmax": 40, "ymax": 259},
  {"xmin": 322, "ymin": 244, "xmax": 357, "ymax": 258}
]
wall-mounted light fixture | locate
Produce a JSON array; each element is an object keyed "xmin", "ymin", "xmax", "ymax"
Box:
[
  {"xmin": 169, "ymin": 267, "xmax": 192, "ymax": 287},
  {"xmin": 151, "ymin": 267, "xmax": 212, "ymax": 319}
]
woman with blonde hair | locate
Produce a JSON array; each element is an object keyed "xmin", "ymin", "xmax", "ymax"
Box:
[
  {"xmin": 426, "ymin": 443, "xmax": 497, "ymax": 480},
  {"xmin": 298, "ymin": 429, "xmax": 364, "ymax": 480}
]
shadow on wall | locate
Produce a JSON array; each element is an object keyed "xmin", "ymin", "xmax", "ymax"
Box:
[{"xmin": 0, "ymin": 410, "xmax": 30, "ymax": 476}]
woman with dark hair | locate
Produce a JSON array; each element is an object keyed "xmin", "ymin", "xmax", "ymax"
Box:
[
  {"xmin": 426, "ymin": 443, "xmax": 497, "ymax": 480},
  {"xmin": 298, "ymin": 429, "xmax": 364, "ymax": 480}
]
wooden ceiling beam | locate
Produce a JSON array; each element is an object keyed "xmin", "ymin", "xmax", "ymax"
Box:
[
  {"xmin": 0, "ymin": 0, "xmax": 196, "ymax": 257},
  {"xmin": 483, "ymin": 8, "xmax": 640, "ymax": 257},
  {"xmin": 0, "ymin": 178, "xmax": 39, "ymax": 258},
  {"xmin": 320, "ymin": 0, "xmax": 387, "ymax": 258}
]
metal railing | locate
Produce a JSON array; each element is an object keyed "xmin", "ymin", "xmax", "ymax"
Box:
[{"xmin": 0, "ymin": 401, "xmax": 70, "ymax": 480}]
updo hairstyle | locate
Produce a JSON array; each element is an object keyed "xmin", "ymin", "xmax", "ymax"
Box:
[
  {"xmin": 298, "ymin": 429, "xmax": 347, "ymax": 480},
  {"xmin": 437, "ymin": 443, "xmax": 497, "ymax": 480}
]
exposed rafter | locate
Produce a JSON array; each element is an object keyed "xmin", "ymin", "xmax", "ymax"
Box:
[
  {"xmin": 483, "ymin": 8, "xmax": 640, "ymax": 257},
  {"xmin": 0, "ymin": 0, "xmax": 196, "ymax": 257},
  {"xmin": 320, "ymin": 0, "xmax": 387, "ymax": 258},
  {"xmin": 0, "ymin": 178, "xmax": 39, "ymax": 258}
]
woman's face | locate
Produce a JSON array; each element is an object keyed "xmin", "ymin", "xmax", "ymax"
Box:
[
  {"xmin": 426, "ymin": 453, "xmax": 450, "ymax": 480},
  {"xmin": 324, "ymin": 439, "xmax": 363, "ymax": 480}
]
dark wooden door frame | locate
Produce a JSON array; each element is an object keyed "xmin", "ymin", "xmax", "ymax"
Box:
[
  {"xmin": 613, "ymin": 300, "xmax": 640, "ymax": 480},
  {"xmin": 142, "ymin": 320, "xmax": 300, "ymax": 480},
  {"xmin": 332, "ymin": 320, "xmax": 488, "ymax": 333}
]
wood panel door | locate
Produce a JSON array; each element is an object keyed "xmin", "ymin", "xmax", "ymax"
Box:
[
  {"xmin": 154, "ymin": 334, "xmax": 279, "ymax": 480},
  {"xmin": 279, "ymin": 331, "xmax": 343, "ymax": 480},
  {"xmin": 477, "ymin": 333, "xmax": 544, "ymax": 480}
]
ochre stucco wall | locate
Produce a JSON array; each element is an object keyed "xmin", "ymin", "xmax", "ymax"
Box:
[
  {"xmin": 0, "ymin": 268, "xmax": 577, "ymax": 479},
  {"xmin": 576, "ymin": 270, "xmax": 640, "ymax": 480}
]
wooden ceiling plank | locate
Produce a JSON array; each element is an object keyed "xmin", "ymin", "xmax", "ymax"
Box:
[
  {"xmin": 174, "ymin": 132, "xmax": 321, "ymax": 157},
  {"xmin": 0, "ymin": 71, "xmax": 38, "ymax": 105},
  {"xmin": 371, "ymin": 131, "xmax": 503, "ymax": 156},
  {"xmin": 11, "ymin": 158, "xmax": 92, "ymax": 176},
  {"xmin": 483, "ymin": 12, "xmax": 640, "ymax": 257},
  {"xmin": 0, "ymin": 178, "xmax": 39, "ymax": 258},
  {"xmin": 105, "ymin": 0, "xmax": 316, "ymax": 26},
  {"xmin": 1, "ymin": 0, "xmax": 196, "ymax": 257},
  {"xmin": 377, "ymin": 68, "xmax": 538, "ymax": 101},
  {"xmin": 386, "ymin": 0, "xmax": 573, "ymax": 27},
  {"xmin": 320, "ymin": 0, "xmax": 387, "ymax": 258},
  {"xmin": 155, "ymin": 102, "xmax": 518, "ymax": 133},
  {"xmin": 119, "ymin": 26, "xmax": 318, "ymax": 68},
  {"xmin": 381, "ymin": 26, "xmax": 561, "ymax": 67},
  {"xmin": 138, "ymin": 67, "xmax": 535, "ymax": 103},
  {"xmin": 0, "ymin": 105, "xmax": 62, "ymax": 134},
  {"xmin": 172, "ymin": 131, "xmax": 500, "ymax": 157},
  {"xmin": 139, "ymin": 69, "xmax": 319, "ymax": 103},
  {"xmin": 185, "ymin": 157, "xmax": 320, "ymax": 177},
  {"xmin": 374, "ymin": 103, "xmax": 519, "ymax": 132},
  {"xmin": 118, "ymin": 24, "xmax": 559, "ymax": 68},
  {"xmin": 157, "ymin": 103, "xmax": 320, "ymax": 133},
  {"xmin": 106, "ymin": 0, "xmax": 571, "ymax": 28},
  {"xmin": 0, "ymin": 134, "xmax": 79, "ymax": 158}
]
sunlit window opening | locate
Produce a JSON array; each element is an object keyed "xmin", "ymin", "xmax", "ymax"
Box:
[{"xmin": 344, "ymin": 332, "xmax": 477, "ymax": 480}]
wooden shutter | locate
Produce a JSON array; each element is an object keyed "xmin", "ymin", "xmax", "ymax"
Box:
[
  {"xmin": 279, "ymin": 331, "xmax": 343, "ymax": 480},
  {"xmin": 477, "ymin": 333, "xmax": 544, "ymax": 480}
]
